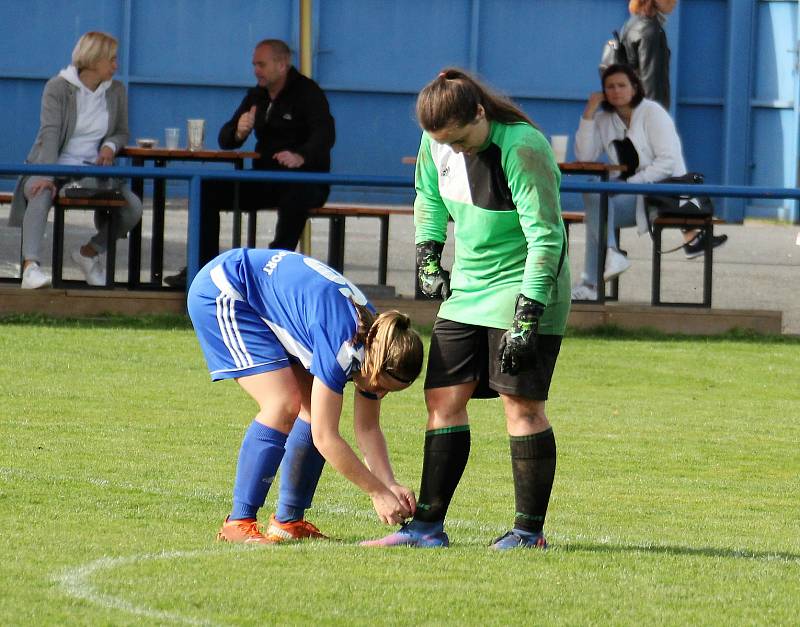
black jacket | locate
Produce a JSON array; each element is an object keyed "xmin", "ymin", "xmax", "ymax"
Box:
[
  {"xmin": 218, "ymin": 66, "xmax": 335, "ymax": 172},
  {"xmin": 621, "ymin": 14, "xmax": 671, "ymax": 109}
]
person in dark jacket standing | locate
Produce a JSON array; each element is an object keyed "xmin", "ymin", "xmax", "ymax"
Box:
[
  {"xmin": 166, "ymin": 39, "xmax": 335, "ymax": 287},
  {"xmin": 621, "ymin": 0, "xmax": 676, "ymax": 109}
]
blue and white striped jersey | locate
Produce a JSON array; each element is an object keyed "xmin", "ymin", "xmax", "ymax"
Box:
[{"xmin": 205, "ymin": 248, "xmax": 374, "ymax": 393}]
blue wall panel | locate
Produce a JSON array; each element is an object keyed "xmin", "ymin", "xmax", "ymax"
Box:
[
  {"xmin": 128, "ymin": 0, "xmax": 294, "ymax": 84},
  {"xmin": 478, "ymin": 0, "xmax": 628, "ymax": 98},
  {"xmin": 748, "ymin": 0, "xmax": 797, "ymax": 214},
  {"xmin": 0, "ymin": 0, "xmax": 797, "ymax": 220},
  {"xmin": 676, "ymin": 106, "xmax": 725, "ymax": 184},
  {"xmin": 677, "ymin": 0, "xmax": 726, "ymax": 102},
  {"xmin": 0, "ymin": 1, "xmax": 124, "ymax": 77},
  {"xmin": 0, "ymin": 80, "xmax": 48, "ymax": 163},
  {"xmin": 316, "ymin": 0, "xmax": 473, "ymax": 92}
]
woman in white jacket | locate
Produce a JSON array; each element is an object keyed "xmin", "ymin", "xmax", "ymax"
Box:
[{"xmin": 572, "ymin": 63, "xmax": 726, "ymax": 300}]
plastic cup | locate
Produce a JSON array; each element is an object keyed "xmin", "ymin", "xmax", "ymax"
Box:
[
  {"xmin": 550, "ymin": 135, "xmax": 569, "ymax": 163},
  {"xmin": 187, "ymin": 119, "xmax": 206, "ymax": 151},
  {"xmin": 165, "ymin": 127, "xmax": 180, "ymax": 150}
]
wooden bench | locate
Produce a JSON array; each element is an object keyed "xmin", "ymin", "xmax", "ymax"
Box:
[
  {"xmin": 52, "ymin": 196, "xmax": 127, "ymax": 288},
  {"xmin": 562, "ymin": 210, "xmax": 725, "ymax": 307},
  {"xmin": 651, "ymin": 215, "xmax": 725, "ymax": 307},
  {"xmin": 0, "ymin": 192, "xmax": 127, "ymax": 287},
  {"xmin": 236, "ymin": 204, "xmax": 414, "ymax": 286}
]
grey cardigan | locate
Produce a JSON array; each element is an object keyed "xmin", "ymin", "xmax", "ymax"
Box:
[{"xmin": 9, "ymin": 76, "xmax": 130, "ymax": 227}]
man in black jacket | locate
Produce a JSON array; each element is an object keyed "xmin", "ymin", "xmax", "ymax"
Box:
[
  {"xmin": 621, "ymin": 0, "xmax": 676, "ymax": 110},
  {"xmin": 166, "ymin": 39, "xmax": 335, "ymax": 287}
]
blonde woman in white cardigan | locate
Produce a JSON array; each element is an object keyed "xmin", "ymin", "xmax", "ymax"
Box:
[
  {"xmin": 571, "ymin": 63, "xmax": 726, "ymax": 300},
  {"xmin": 10, "ymin": 31, "xmax": 142, "ymax": 289}
]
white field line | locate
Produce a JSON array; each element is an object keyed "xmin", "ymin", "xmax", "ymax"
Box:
[{"xmin": 53, "ymin": 549, "xmax": 223, "ymax": 626}]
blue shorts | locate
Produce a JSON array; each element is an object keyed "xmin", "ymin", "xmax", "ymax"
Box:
[{"xmin": 187, "ymin": 263, "xmax": 291, "ymax": 381}]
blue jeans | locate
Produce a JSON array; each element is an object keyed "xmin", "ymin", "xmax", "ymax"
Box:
[{"xmin": 582, "ymin": 192, "xmax": 638, "ymax": 284}]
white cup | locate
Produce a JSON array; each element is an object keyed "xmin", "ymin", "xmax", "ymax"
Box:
[
  {"xmin": 165, "ymin": 127, "xmax": 180, "ymax": 150},
  {"xmin": 187, "ymin": 119, "xmax": 206, "ymax": 151},
  {"xmin": 550, "ymin": 134, "xmax": 569, "ymax": 163}
]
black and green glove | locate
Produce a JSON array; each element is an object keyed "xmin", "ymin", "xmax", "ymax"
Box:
[
  {"xmin": 416, "ymin": 240, "xmax": 451, "ymax": 300},
  {"xmin": 498, "ymin": 294, "xmax": 545, "ymax": 375}
]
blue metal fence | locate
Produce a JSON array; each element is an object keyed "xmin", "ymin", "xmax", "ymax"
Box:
[{"xmin": 3, "ymin": 162, "xmax": 799, "ymax": 286}]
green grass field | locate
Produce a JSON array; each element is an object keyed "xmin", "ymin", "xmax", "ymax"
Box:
[{"xmin": 1, "ymin": 316, "xmax": 799, "ymax": 625}]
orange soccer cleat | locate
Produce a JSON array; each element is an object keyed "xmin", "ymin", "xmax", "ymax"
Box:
[
  {"xmin": 266, "ymin": 513, "xmax": 328, "ymax": 541},
  {"xmin": 216, "ymin": 516, "xmax": 278, "ymax": 544}
]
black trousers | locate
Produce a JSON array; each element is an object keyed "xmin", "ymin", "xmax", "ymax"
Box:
[{"xmin": 199, "ymin": 179, "xmax": 329, "ymax": 265}]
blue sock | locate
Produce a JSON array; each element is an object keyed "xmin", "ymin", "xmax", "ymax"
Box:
[
  {"xmin": 275, "ymin": 418, "xmax": 326, "ymax": 523},
  {"xmin": 408, "ymin": 519, "xmax": 444, "ymax": 534},
  {"xmin": 230, "ymin": 421, "xmax": 288, "ymax": 520}
]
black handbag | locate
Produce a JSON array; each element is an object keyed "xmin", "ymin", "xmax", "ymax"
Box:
[
  {"xmin": 59, "ymin": 176, "xmax": 125, "ymax": 201},
  {"xmin": 645, "ymin": 172, "xmax": 714, "ymax": 235}
]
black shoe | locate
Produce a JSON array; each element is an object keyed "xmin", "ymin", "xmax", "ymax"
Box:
[
  {"xmin": 684, "ymin": 231, "xmax": 728, "ymax": 259},
  {"xmin": 164, "ymin": 266, "xmax": 187, "ymax": 288}
]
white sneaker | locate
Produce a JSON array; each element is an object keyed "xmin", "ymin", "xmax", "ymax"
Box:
[
  {"xmin": 571, "ymin": 283, "xmax": 598, "ymax": 300},
  {"xmin": 603, "ymin": 248, "xmax": 631, "ymax": 282},
  {"xmin": 21, "ymin": 263, "xmax": 51, "ymax": 289},
  {"xmin": 71, "ymin": 248, "xmax": 106, "ymax": 286}
]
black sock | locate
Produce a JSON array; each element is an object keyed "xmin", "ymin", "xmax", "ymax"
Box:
[
  {"xmin": 414, "ymin": 426, "xmax": 470, "ymax": 523},
  {"xmin": 510, "ymin": 428, "xmax": 557, "ymax": 534}
]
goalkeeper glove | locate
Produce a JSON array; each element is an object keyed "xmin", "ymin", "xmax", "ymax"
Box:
[
  {"xmin": 498, "ymin": 294, "xmax": 545, "ymax": 375},
  {"xmin": 416, "ymin": 240, "xmax": 451, "ymax": 300}
]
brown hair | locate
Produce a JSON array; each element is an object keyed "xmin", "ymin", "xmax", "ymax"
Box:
[
  {"xmin": 416, "ymin": 67, "xmax": 536, "ymax": 132},
  {"xmin": 255, "ymin": 38, "xmax": 292, "ymax": 62},
  {"xmin": 599, "ymin": 63, "xmax": 646, "ymax": 112},
  {"xmin": 629, "ymin": 0, "xmax": 658, "ymax": 17},
  {"xmin": 352, "ymin": 303, "xmax": 423, "ymax": 387},
  {"xmin": 72, "ymin": 32, "xmax": 118, "ymax": 72}
]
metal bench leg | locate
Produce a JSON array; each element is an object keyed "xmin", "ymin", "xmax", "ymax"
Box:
[
  {"xmin": 378, "ymin": 216, "xmax": 389, "ymax": 285},
  {"xmin": 105, "ymin": 210, "xmax": 118, "ymax": 288},
  {"xmin": 607, "ymin": 226, "xmax": 621, "ymax": 301},
  {"xmin": 128, "ymin": 219, "xmax": 142, "ymax": 288},
  {"xmin": 247, "ymin": 210, "xmax": 257, "ymax": 248},
  {"xmin": 151, "ymin": 177, "xmax": 166, "ymax": 284},
  {"xmin": 328, "ymin": 216, "xmax": 346, "ymax": 272},
  {"xmin": 52, "ymin": 204, "xmax": 65, "ymax": 288},
  {"xmin": 703, "ymin": 222, "xmax": 713, "ymax": 307},
  {"xmin": 652, "ymin": 225, "xmax": 663, "ymax": 306}
]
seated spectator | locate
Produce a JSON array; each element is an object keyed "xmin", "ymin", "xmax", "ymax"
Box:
[
  {"xmin": 8, "ymin": 31, "xmax": 142, "ymax": 289},
  {"xmin": 164, "ymin": 39, "xmax": 335, "ymax": 288},
  {"xmin": 571, "ymin": 63, "xmax": 726, "ymax": 300}
]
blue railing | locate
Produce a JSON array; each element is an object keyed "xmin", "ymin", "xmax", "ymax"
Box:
[{"xmin": 3, "ymin": 162, "xmax": 799, "ymax": 285}]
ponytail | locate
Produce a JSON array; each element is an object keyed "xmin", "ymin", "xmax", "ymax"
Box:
[
  {"xmin": 359, "ymin": 310, "xmax": 423, "ymax": 387},
  {"xmin": 416, "ymin": 67, "xmax": 537, "ymax": 132}
]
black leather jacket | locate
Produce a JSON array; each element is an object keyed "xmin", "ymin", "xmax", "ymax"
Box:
[{"xmin": 621, "ymin": 14, "xmax": 671, "ymax": 109}]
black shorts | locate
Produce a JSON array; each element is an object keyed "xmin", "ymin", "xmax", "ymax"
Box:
[{"xmin": 424, "ymin": 318, "xmax": 562, "ymax": 401}]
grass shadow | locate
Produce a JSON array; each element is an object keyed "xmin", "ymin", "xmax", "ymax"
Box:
[{"xmin": 561, "ymin": 540, "xmax": 800, "ymax": 563}]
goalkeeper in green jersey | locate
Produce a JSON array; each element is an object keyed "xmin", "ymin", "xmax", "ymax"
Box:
[{"xmin": 363, "ymin": 68, "xmax": 570, "ymax": 550}]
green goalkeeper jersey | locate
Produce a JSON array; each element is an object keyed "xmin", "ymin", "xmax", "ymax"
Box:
[{"xmin": 414, "ymin": 120, "xmax": 571, "ymax": 334}]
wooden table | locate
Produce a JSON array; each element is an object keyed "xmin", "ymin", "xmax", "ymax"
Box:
[{"xmin": 121, "ymin": 147, "xmax": 259, "ymax": 288}]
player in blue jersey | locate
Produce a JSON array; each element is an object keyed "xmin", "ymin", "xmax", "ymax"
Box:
[{"xmin": 187, "ymin": 248, "xmax": 424, "ymax": 544}]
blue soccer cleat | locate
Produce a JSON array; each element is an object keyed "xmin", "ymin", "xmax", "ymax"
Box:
[
  {"xmin": 360, "ymin": 522, "xmax": 449, "ymax": 548},
  {"xmin": 489, "ymin": 529, "xmax": 548, "ymax": 550}
]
